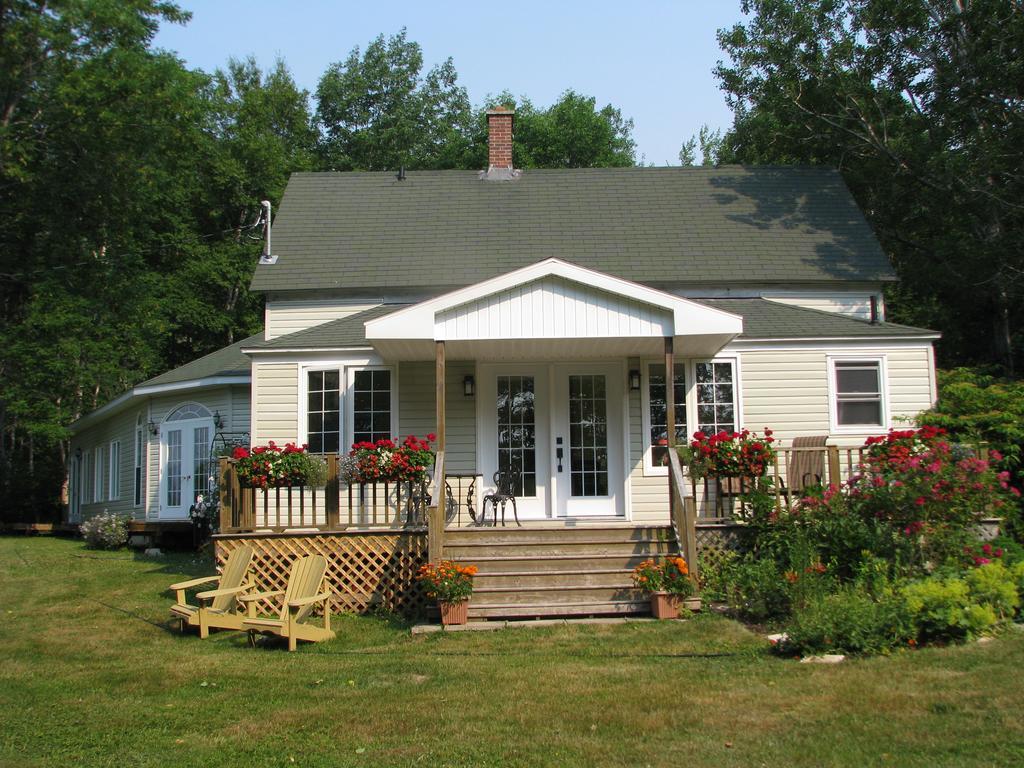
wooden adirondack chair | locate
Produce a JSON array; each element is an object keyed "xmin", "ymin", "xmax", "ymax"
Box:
[
  {"xmin": 169, "ymin": 545, "xmax": 254, "ymax": 638},
  {"xmin": 240, "ymin": 555, "xmax": 334, "ymax": 651}
]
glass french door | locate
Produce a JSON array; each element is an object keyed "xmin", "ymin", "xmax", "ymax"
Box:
[
  {"xmin": 159, "ymin": 419, "xmax": 212, "ymax": 519},
  {"xmin": 553, "ymin": 364, "xmax": 624, "ymax": 517},
  {"xmin": 478, "ymin": 365, "xmax": 551, "ymax": 518}
]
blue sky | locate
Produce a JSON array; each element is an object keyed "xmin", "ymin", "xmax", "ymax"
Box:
[{"xmin": 153, "ymin": 1, "xmax": 746, "ymax": 166}]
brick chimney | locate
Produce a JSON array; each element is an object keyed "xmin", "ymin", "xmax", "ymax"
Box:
[{"xmin": 486, "ymin": 107, "xmax": 514, "ymax": 170}]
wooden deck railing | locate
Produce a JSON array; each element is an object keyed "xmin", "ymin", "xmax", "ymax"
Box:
[
  {"xmin": 218, "ymin": 454, "xmax": 459, "ymax": 534},
  {"xmin": 668, "ymin": 449, "xmax": 699, "ymax": 586}
]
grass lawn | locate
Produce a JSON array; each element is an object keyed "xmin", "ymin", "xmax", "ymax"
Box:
[{"xmin": 2, "ymin": 537, "xmax": 1024, "ymax": 767}]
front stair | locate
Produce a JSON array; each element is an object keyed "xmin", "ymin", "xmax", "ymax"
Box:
[{"xmin": 445, "ymin": 524, "xmax": 679, "ymax": 620}]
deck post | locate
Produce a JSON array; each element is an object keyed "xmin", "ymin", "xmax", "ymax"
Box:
[
  {"xmin": 826, "ymin": 445, "xmax": 841, "ymax": 486},
  {"xmin": 430, "ymin": 341, "xmax": 446, "ymax": 563},
  {"xmin": 218, "ymin": 457, "xmax": 233, "ymax": 532},
  {"xmin": 664, "ymin": 336, "xmax": 676, "ymax": 449},
  {"xmin": 325, "ymin": 454, "xmax": 340, "ymax": 529}
]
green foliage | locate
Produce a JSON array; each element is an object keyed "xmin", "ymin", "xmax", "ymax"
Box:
[
  {"xmin": 719, "ymin": 558, "xmax": 793, "ymax": 622},
  {"xmin": 315, "ymin": 29, "xmax": 472, "ymax": 171},
  {"xmin": 80, "ymin": 512, "xmax": 129, "ymax": 550},
  {"xmin": 715, "ymin": 1, "xmax": 1024, "ymax": 371},
  {"xmin": 785, "ymin": 589, "xmax": 913, "ymax": 656},
  {"xmin": 965, "ymin": 562, "xmax": 1020, "ymax": 621},
  {"xmin": 901, "ymin": 577, "xmax": 997, "ymax": 643},
  {"xmin": 631, "ymin": 557, "xmax": 694, "ymax": 597}
]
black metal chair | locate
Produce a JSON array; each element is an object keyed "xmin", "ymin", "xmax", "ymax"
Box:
[{"xmin": 482, "ymin": 470, "xmax": 520, "ymax": 527}]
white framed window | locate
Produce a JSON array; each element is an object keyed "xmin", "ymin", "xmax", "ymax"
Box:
[
  {"xmin": 349, "ymin": 367, "xmax": 395, "ymax": 445},
  {"xmin": 694, "ymin": 359, "xmax": 739, "ymax": 435},
  {"xmin": 134, "ymin": 416, "xmax": 144, "ymax": 507},
  {"xmin": 108, "ymin": 441, "xmax": 120, "ymax": 501},
  {"xmin": 641, "ymin": 361, "xmax": 687, "ymax": 474},
  {"xmin": 305, "ymin": 368, "xmax": 342, "ymax": 453},
  {"xmin": 828, "ymin": 356, "xmax": 888, "ymax": 432},
  {"xmin": 93, "ymin": 446, "xmax": 104, "ymax": 503},
  {"xmin": 82, "ymin": 451, "xmax": 91, "ymax": 505}
]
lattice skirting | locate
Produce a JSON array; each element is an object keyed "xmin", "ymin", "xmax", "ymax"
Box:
[
  {"xmin": 695, "ymin": 523, "xmax": 743, "ymax": 574},
  {"xmin": 215, "ymin": 531, "xmax": 429, "ymax": 618}
]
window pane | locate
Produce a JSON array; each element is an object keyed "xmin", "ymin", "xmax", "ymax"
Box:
[
  {"xmin": 307, "ymin": 369, "xmax": 341, "ymax": 453},
  {"xmin": 838, "ymin": 400, "xmax": 883, "ymax": 426},
  {"xmin": 836, "ymin": 365, "xmax": 880, "ymax": 394},
  {"xmin": 352, "ymin": 368, "xmax": 392, "ymax": 445},
  {"xmin": 695, "ymin": 361, "xmax": 738, "ymax": 435},
  {"xmin": 569, "ymin": 375, "xmax": 609, "ymax": 497},
  {"xmin": 497, "ymin": 375, "xmax": 536, "ymax": 497},
  {"xmin": 647, "ymin": 363, "xmax": 686, "ymax": 465}
]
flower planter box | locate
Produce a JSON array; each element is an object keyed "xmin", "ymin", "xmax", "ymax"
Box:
[
  {"xmin": 650, "ymin": 592, "xmax": 681, "ymax": 620},
  {"xmin": 439, "ymin": 599, "xmax": 469, "ymax": 626}
]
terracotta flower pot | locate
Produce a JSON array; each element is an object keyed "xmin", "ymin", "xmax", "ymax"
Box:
[
  {"xmin": 439, "ymin": 599, "xmax": 469, "ymax": 626},
  {"xmin": 650, "ymin": 591, "xmax": 681, "ymax": 620}
]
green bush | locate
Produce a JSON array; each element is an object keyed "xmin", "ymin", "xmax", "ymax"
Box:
[
  {"xmin": 965, "ymin": 562, "xmax": 1020, "ymax": 620},
  {"xmin": 901, "ymin": 576, "xmax": 997, "ymax": 643},
  {"xmin": 80, "ymin": 512, "xmax": 129, "ymax": 550},
  {"xmin": 785, "ymin": 589, "xmax": 912, "ymax": 656}
]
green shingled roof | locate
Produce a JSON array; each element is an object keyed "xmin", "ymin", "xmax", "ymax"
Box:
[
  {"xmin": 251, "ymin": 166, "xmax": 896, "ymax": 294},
  {"xmin": 247, "ymin": 305, "xmax": 400, "ymax": 351},
  {"xmin": 141, "ymin": 332, "xmax": 261, "ymax": 386},
  {"xmin": 697, "ymin": 299, "xmax": 937, "ymax": 339},
  {"xmin": 248, "ymin": 299, "xmax": 934, "ymax": 353}
]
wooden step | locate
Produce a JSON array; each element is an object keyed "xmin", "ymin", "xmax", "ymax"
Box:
[
  {"xmin": 445, "ymin": 539, "xmax": 677, "ymax": 559},
  {"xmin": 469, "ymin": 584, "xmax": 641, "ymax": 606},
  {"xmin": 445, "ymin": 525, "xmax": 673, "ymax": 545},
  {"xmin": 468, "ymin": 599, "xmax": 650, "ymax": 619},
  {"xmin": 450, "ymin": 551, "xmax": 677, "ymax": 572},
  {"xmin": 472, "ymin": 570, "xmax": 633, "ymax": 590}
]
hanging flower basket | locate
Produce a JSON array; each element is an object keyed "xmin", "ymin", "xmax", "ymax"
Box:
[{"xmin": 232, "ymin": 442, "xmax": 327, "ymax": 489}]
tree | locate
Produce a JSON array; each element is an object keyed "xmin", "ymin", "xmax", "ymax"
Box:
[
  {"xmin": 715, "ymin": 0, "xmax": 1024, "ymax": 372},
  {"xmin": 462, "ymin": 90, "xmax": 637, "ymax": 169},
  {"xmin": 314, "ymin": 29, "xmax": 472, "ymax": 171},
  {"xmin": 679, "ymin": 125, "xmax": 725, "ymax": 166}
]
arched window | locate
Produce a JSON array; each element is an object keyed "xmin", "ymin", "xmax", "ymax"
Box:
[{"xmin": 165, "ymin": 403, "xmax": 212, "ymax": 422}]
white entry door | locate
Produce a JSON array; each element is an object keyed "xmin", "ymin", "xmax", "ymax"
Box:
[
  {"xmin": 478, "ymin": 365, "xmax": 551, "ymax": 519},
  {"xmin": 159, "ymin": 418, "xmax": 213, "ymax": 519},
  {"xmin": 553, "ymin": 363, "xmax": 625, "ymax": 517}
]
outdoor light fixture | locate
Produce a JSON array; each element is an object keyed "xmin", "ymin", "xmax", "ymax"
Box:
[
  {"xmin": 629, "ymin": 369, "xmax": 641, "ymax": 391},
  {"xmin": 213, "ymin": 410, "xmax": 225, "ymax": 430},
  {"xmin": 75, "ymin": 447, "xmax": 82, "ymax": 460},
  {"xmin": 463, "ymin": 375, "xmax": 476, "ymax": 397},
  {"xmin": 147, "ymin": 421, "xmax": 159, "ymax": 437}
]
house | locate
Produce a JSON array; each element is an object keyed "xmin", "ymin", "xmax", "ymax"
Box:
[{"xmin": 69, "ymin": 108, "xmax": 939, "ymax": 615}]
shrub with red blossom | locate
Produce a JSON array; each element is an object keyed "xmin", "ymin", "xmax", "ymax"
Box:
[{"xmin": 799, "ymin": 426, "xmax": 1019, "ymax": 569}]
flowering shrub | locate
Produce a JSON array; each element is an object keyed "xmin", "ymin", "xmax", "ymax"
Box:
[
  {"xmin": 417, "ymin": 560, "xmax": 477, "ymax": 602},
  {"xmin": 799, "ymin": 426, "xmax": 1019, "ymax": 570},
  {"xmin": 80, "ymin": 512, "xmax": 129, "ymax": 550},
  {"xmin": 232, "ymin": 442, "xmax": 328, "ymax": 488},
  {"xmin": 681, "ymin": 428, "xmax": 776, "ymax": 478},
  {"xmin": 631, "ymin": 557, "xmax": 694, "ymax": 597},
  {"xmin": 348, "ymin": 434, "xmax": 435, "ymax": 483}
]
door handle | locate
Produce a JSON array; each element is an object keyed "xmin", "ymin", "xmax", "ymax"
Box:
[{"xmin": 556, "ymin": 437, "xmax": 563, "ymax": 473}]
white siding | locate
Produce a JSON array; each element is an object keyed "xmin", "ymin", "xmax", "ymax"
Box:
[
  {"xmin": 264, "ymin": 300, "xmax": 379, "ymax": 340},
  {"xmin": 71, "ymin": 407, "xmax": 144, "ymax": 521},
  {"xmin": 761, "ymin": 293, "xmax": 876, "ymax": 320},
  {"xmin": 627, "ymin": 358, "xmax": 671, "ymax": 524},
  {"xmin": 436, "ymin": 277, "xmax": 672, "ymax": 340},
  {"xmin": 252, "ymin": 362, "xmax": 299, "ymax": 444},
  {"xmin": 397, "ymin": 361, "xmax": 476, "ymax": 473}
]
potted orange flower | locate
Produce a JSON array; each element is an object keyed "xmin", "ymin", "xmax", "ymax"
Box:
[
  {"xmin": 632, "ymin": 557, "xmax": 697, "ymax": 619},
  {"xmin": 417, "ymin": 560, "xmax": 478, "ymax": 626}
]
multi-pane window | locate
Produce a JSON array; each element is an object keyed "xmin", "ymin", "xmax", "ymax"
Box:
[
  {"xmin": 696, "ymin": 361, "xmax": 737, "ymax": 434},
  {"xmin": 497, "ymin": 375, "xmax": 537, "ymax": 497},
  {"xmin": 166, "ymin": 429, "xmax": 181, "ymax": 507},
  {"xmin": 83, "ymin": 451, "xmax": 92, "ymax": 505},
  {"xmin": 647, "ymin": 363, "xmax": 687, "ymax": 466},
  {"xmin": 352, "ymin": 369, "xmax": 392, "ymax": 445},
  {"xmin": 134, "ymin": 421, "xmax": 144, "ymax": 507},
  {"xmin": 93, "ymin": 446, "xmax": 104, "ymax": 503},
  {"xmin": 307, "ymin": 370, "xmax": 341, "ymax": 453},
  {"xmin": 568, "ymin": 375, "xmax": 609, "ymax": 497},
  {"xmin": 833, "ymin": 360, "xmax": 884, "ymax": 427},
  {"xmin": 108, "ymin": 441, "xmax": 120, "ymax": 501},
  {"xmin": 193, "ymin": 427, "xmax": 210, "ymax": 502}
]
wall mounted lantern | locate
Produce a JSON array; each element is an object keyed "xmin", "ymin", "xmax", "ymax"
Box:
[
  {"xmin": 629, "ymin": 369, "xmax": 642, "ymax": 391},
  {"xmin": 463, "ymin": 375, "xmax": 476, "ymax": 397}
]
